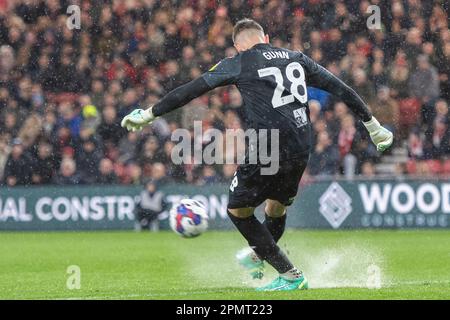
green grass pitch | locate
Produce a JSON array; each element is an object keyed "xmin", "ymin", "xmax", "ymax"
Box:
[{"xmin": 0, "ymin": 230, "xmax": 449, "ymax": 299}]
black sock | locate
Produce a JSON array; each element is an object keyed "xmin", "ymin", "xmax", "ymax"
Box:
[
  {"xmin": 263, "ymin": 213, "xmax": 286, "ymax": 243},
  {"xmin": 227, "ymin": 210, "xmax": 294, "ymax": 274}
]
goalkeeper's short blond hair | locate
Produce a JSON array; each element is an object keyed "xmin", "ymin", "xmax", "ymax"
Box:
[{"xmin": 232, "ymin": 19, "xmax": 265, "ymax": 44}]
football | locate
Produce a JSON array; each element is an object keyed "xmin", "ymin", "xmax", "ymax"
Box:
[{"xmin": 169, "ymin": 199, "xmax": 209, "ymax": 238}]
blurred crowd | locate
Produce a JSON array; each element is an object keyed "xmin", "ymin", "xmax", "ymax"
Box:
[{"xmin": 0, "ymin": 0, "xmax": 449, "ymax": 187}]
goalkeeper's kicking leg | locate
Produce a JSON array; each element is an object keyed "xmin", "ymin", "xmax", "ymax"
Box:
[
  {"xmin": 228, "ymin": 205, "xmax": 308, "ymax": 292},
  {"xmin": 235, "ymin": 200, "xmax": 287, "ymax": 279},
  {"xmin": 263, "ymin": 200, "xmax": 288, "ymax": 243}
]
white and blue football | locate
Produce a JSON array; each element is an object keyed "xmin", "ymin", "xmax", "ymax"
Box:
[{"xmin": 169, "ymin": 199, "xmax": 209, "ymax": 238}]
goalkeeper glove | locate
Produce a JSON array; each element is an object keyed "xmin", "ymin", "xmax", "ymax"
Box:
[
  {"xmin": 121, "ymin": 106, "xmax": 156, "ymax": 132},
  {"xmin": 363, "ymin": 116, "xmax": 394, "ymax": 152}
]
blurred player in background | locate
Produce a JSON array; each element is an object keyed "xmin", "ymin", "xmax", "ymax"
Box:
[{"xmin": 135, "ymin": 180, "xmax": 168, "ymax": 232}]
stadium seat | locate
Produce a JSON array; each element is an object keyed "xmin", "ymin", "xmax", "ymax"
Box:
[
  {"xmin": 406, "ymin": 159, "xmax": 417, "ymax": 174},
  {"xmin": 443, "ymin": 159, "xmax": 450, "ymax": 174},
  {"xmin": 426, "ymin": 159, "xmax": 443, "ymax": 174}
]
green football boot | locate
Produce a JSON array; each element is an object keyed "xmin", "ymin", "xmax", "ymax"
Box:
[
  {"xmin": 256, "ymin": 272, "xmax": 308, "ymax": 291},
  {"xmin": 236, "ymin": 247, "xmax": 265, "ymax": 280}
]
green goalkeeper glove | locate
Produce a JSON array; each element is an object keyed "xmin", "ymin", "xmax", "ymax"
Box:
[
  {"xmin": 363, "ymin": 116, "xmax": 394, "ymax": 152},
  {"xmin": 121, "ymin": 107, "xmax": 156, "ymax": 132}
]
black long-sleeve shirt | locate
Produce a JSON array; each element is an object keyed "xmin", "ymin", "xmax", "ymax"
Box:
[{"xmin": 153, "ymin": 43, "xmax": 372, "ymax": 160}]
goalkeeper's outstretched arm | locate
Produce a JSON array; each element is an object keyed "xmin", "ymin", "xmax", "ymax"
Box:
[
  {"xmin": 152, "ymin": 77, "xmax": 212, "ymax": 117},
  {"xmin": 301, "ymin": 53, "xmax": 393, "ymax": 152},
  {"xmin": 121, "ymin": 57, "xmax": 239, "ymax": 132},
  {"xmin": 120, "ymin": 77, "xmax": 214, "ymax": 131}
]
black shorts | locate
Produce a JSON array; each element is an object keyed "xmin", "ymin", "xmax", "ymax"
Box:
[{"xmin": 227, "ymin": 156, "xmax": 309, "ymax": 209}]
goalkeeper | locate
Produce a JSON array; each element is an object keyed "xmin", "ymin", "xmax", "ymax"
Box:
[{"xmin": 121, "ymin": 18, "xmax": 393, "ymax": 291}]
